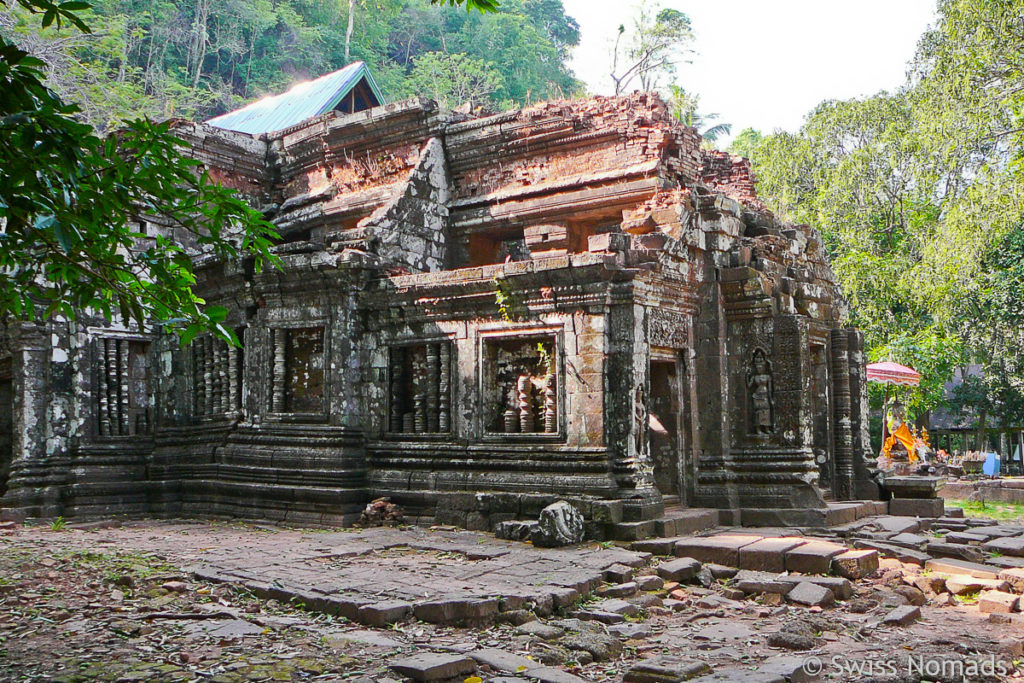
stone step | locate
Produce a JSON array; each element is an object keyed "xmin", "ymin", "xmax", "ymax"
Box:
[{"xmin": 609, "ymin": 507, "xmax": 718, "ymax": 541}]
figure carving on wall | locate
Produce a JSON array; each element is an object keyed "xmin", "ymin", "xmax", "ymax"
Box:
[{"xmin": 747, "ymin": 348, "xmax": 774, "ymax": 437}]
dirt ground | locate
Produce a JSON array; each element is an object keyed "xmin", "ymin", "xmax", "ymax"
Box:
[{"xmin": 0, "ymin": 519, "xmax": 1021, "ymax": 683}]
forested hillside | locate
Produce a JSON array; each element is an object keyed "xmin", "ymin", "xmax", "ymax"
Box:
[{"xmin": 0, "ymin": 0, "xmax": 582, "ymax": 130}]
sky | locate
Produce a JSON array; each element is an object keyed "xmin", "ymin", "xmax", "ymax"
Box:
[{"xmin": 560, "ymin": 0, "xmax": 937, "ymax": 146}]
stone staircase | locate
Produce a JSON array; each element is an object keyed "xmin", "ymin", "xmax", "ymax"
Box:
[{"xmin": 609, "ymin": 503, "xmax": 720, "ymax": 541}]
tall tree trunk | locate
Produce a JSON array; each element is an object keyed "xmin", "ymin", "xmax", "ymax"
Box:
[
  {"xmin": 190, "ymin": 0, "xmax": 210, "ymax": 89},
  {"xmin": 345, "ymin": 0, "xmax": 355, "ymax": 62}
]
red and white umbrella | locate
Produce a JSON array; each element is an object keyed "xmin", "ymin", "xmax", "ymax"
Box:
[{"xmin": 866, "ymin": 361, "xmax": 922, "ymax": 387}]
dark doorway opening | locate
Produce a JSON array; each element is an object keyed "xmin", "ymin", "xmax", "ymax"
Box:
[
  {"xmin": 650, "ymin": 359, "xmax": 681, "ymax": 498},
  {"xmin": 0, "ymin": 375, "xmax": 12, "ymax": 498}
]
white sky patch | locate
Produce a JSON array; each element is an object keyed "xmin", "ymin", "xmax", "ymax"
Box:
[{"xmin": 561, "ymin": 0, "xmax": 937, "ymax": 145}]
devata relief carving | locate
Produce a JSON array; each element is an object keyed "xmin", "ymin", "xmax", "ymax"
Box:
[{"xmin": 747, "ymin": 348, "xmax": 774, "ymax": 437}]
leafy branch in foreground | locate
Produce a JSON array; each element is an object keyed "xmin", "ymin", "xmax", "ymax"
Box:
[{"xmin": 1, "ymin": 1, "xmax": 280, "ymax": 344}]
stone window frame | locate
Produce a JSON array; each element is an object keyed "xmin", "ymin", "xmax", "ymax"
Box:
[
  {"xmin": 90, "ymin": 331, "xmax": 153, "ymax": 440},
  {"xmin": 384, "ymin": 335, "xmax": 455, "ymax": 440},
  {"xmin": 264, "ymin": 323, "xmax": 330, "ymax": 424},
  {"xmin": 478, "ymin": 324, "xmax": 565, "ymax": 443}
]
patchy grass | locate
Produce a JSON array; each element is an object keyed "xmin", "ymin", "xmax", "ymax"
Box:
[{"xmin": 946, "ymin": 499, "xmax": 1024, "ymax": 522}]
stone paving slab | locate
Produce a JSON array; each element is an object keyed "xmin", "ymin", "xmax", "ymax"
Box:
[{"xmin": 185, "ymin": 525, "xmax": 648, "ymax": 627}]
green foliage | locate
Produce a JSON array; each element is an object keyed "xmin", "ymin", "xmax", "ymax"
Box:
[
  {"xmin": 49, "ymin": 516, "xmax": 66, "ymax": 531},
  {"xmin": 610, "ymin": 1, "xmax": 691, "ymax": 95},
  {"xmin": 403, "ymin": 51, "xmax": 503, "ymax": 108},
  {"xmin": 1, "ymin": 1, "xmax": 279, "ymax": 343},
  {"xmin": 727, "ymin": 128, "xmax": 763, "ymax": 160},
  {"xmin": 666, "ymin": 85, "xmax": 730, "ymax": 147},
  {"xmin": 1, "ymin": 0, "xmax": 580, "ymax": 129},
  {"xmin": 743, "ymin": 0, "xmax": 1024, "ymax": 424}
]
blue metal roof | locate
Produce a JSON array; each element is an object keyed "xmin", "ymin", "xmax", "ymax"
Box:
[{"xmin": 206, "ymin": 62, "xmax": 385, "ymax": 136}]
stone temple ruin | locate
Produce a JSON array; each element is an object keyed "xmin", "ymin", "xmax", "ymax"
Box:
[{"xmin": 0, "ymin": 80, "xmax": 882, "ymax": 537}]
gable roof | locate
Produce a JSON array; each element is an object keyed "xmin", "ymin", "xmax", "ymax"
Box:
[{"xmin": 206, "ymin": 62, "xmax": 385, "ymax": 136}]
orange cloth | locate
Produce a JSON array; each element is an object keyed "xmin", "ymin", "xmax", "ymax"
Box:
[{"xmin": 883, "ymin": 423, "xmax": 918, "ymax": 463}]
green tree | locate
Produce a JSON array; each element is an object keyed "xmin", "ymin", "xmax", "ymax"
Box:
[
  {"xmin": 667, "ymin": 85, "xmax": 730, "ymax": 146},
  {"xmin": 727, "ymin": 127, "xmax": 763, "ymax": 160},
  {"xmin": 1, "ymin": 0, "xmax": 278, "ymax": 343},
  {"xmin": 404, "ymin": 51, "xmax": 503, "ymax": 108},
  {"xmin": 610, "ymin": 1, "xmax": 691, "ymax": 95}
]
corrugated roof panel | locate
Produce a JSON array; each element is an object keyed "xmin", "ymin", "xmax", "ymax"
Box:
[{"xmin": 206, "ymin": 62, "xmax": 385, "ymax": 136}]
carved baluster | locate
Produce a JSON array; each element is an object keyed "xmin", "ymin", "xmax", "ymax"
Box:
[
  {"xmin": 438, "ymin": 343, "xmax": 451, "ymax": 433},
  {"xmin": 426, "ymin": 343, "xmax": 440, "ymax": 432},
  {"xmin": 272, "ymin": 330, "xmax": 286, "ymax": 413},
  {"xmin": 544, "ymin": 373, "xmax": 556, "ymax": 433},
  {"xmin": 413, "ymin": 346, "xmax": 427, "ymax": 433},
  {"xmin": 204, "ymin": 336, "xmax": 214, "ymax": 414},
  {"xmin": 389, "ymin": 348, "xmax": 404, "ymax": 433},
  {"xmin": 518, "ymin": 374, "xmax": 534, "ymax": 433},
  {"xmin": 227, "ymin": 343, "xmax": 239, "ymax": 411},
  {"xmin": 98, "ymin": 339, "xmax": 110, "ymax": 436},
  {"xmin": 118, "ymin": 339, "xmax": 130, "ymax": 435},
  {"xmin": 503, "ymin": 384, "xmax": 519, "ymax": 434},
  {"xmin": 218, "ymin": 340, "xmax": 230, "ymax": 414}
]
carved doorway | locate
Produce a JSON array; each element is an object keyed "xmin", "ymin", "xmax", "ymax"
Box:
[{"xmin": 649, "ymin": 356, "xmax": 682, "ymax": 499}]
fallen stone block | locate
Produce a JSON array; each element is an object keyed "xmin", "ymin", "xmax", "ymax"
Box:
[
  {"xmin": 560, "ymin": 631, "xmax": 623, "ymax": 661},
  {"xmin": 630, "ymin": 537, "xmax": 682, "ymax": 556},
  {"xmin": 881, "ymin": 605, "xmax": 921, "ymax": 626},
  {"xmin": 944, "ymin": 575, "xmax": 1011, "ymax": 595},
  {"xmin": 852, "ymin": 540, "xmax": 930, "ymax": 566},
  {"xmin": 786, "ymin": 581, "xmax": 834, "ymax": 607},
  {"xmin": 571, "ymin": 608, "xmax": 624, "ymax": 624},
  {"xmin": 777, "ymin": 575, "xmax": 854, "ymax": 600},
  {"xmin": 413, "ymin": 597, "xmax": 499, "ymax": 625},
  {"xmin": 784, "ymin": 540, "xmax": 846, "ymax": 574},
  {"xmin": 926, "ymin": 541, "xmax": 984, "ymax": 563},
  {"xmin": 657, "ymin": 557, "xmax": 702, "ymax": 582},
  {"xmin": 892, "ymin": 585, "xmax": 926, "ymax": 606},
  {"xmin": 593, "ymin": 598, "xmax": 641, "ymax": 617},
  {"xmin": 998, "ymin": 567, "xmax": 1024, "ymax": 593},
  {"xmin": 673, "ymin": 535, "xmax": 762, "ymax": 566},
  {"xmin": 357, "ymin": 600, "xmax": 412, "ymax": 627},
  {"xmin": 889, "ymin": 498, "xmax": 944, "ymax": 518},
  {"xmin": 978, "ymin": 590, "xmax": 1020, "ymax": 614},
  {"xmin": 705, "ymin": 564, "xmax": 738, "ymax": 580},
  {"xmin": 984, "ymin": 536, "xmax": 1024, "ymax": 558},
  {"xmin": 942, "ymin": 531, "xmax": 989, "ymax": 545},
  {"xmin": 913, "ymin": 575, "xmax": 947, "ymax": 595},
  {"xmin": 732, "ymin": 570, "xmax": 793, "ymax": 595},
  {"xmin": 389, "ymin": 653, "xmax": 476, "ymax": 681},
  {"xmin": 832, "ymin": 549, "xmax": 879, "ymax": 579},
  {"xmin": 623, "ymin": 656, "xmax": 712, "ymax": 682},
  {"xmin": 608, "ymin": 622, "xmax": 652, "ymax": 639},
  {"xmin": 737, "ymin": 537, "xmax": 806, "ymax": 573},
  {"xmin": 532, "ymin": 501, "xmax": 585, "ymax": 547},
  {"xmin": 636, "ymin": 574, "xmax": 664, "ymax": 591},
  {"xmin": 603, "ymin": 563, "xmax": 634, "ymax": 583},
  {"xmin": 924, "ymin": 557, "xmax": 1000, "ymax": 579},
  {"xmin": 515, "ymin": 620, "xmax": 565, "ymax": 640},
  {"xmin": 887, "ymin": 532, "xmax": 930, "ymax": 548},
  {"xmin": 595, "ymin": 582, "xmax": 637, "ymax": 598}
]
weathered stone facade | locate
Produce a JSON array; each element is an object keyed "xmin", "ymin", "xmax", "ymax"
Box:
[{"xmin": 0, "ymin": 93, "xmax": 878, "ymax": 533}]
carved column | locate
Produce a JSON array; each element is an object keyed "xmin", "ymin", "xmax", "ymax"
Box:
[
  {"xmin": 104, "ymin": 339, "xmax": 119, "ymax": 435},
  {"xmin": 830, "ymin": 328, "xmax": 854, "ymax": 499},
  {"xmin": 118, "ymin": 340, "xmax": 130, "ymax": 435},
  {"xmin": 271, "ymin": 329, "xmax": 286, "ymax": 413},
  {"xmin": 438, "ymin": 344, "xmax": 451, "ymax": 433}
]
